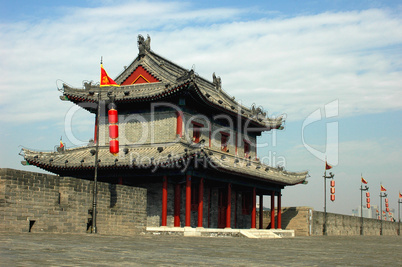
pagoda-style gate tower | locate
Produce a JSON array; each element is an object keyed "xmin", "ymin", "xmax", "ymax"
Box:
[{"xmin": 22, "ymin": 35, "xmax": 307, "ymax": 230}]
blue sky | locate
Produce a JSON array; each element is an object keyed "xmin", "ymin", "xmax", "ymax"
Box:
[{"xmin": 0, "ymin": 0, "xmax": 401, "ymax": 216}]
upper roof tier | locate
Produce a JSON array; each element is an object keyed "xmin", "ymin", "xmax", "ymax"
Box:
[{"xmin": 61, "ymin": 34, "xmax": 284, "ymax": 130}]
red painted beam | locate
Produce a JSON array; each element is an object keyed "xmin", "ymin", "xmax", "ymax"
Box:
[
  {"xmin": 226, "ymin": 183, "xmax": 231, "ymax": 228},
  {"xmin": 174, "ymin": 184, "xmax": 181, "ymax": 227},
  {"xmin": 161, "ymin": 176, "xmax": 168, "ymax": 226},
  {"xmin": 185, "ymin": 175, "xmax": 191, "ymax": 227},
  {"xmin": 251, "ymin": 187, "xmax": 256, "ymax": 229},
  {"xmin": 198, "ymin": 178, "xmax": 204, "ymax": 227},
  {"xmin": 270, "ymin": 191, "xmax": 275, "ymax": 229}
]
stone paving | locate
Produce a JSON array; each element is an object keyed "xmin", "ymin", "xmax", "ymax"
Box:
[{"xmin": 0, "ymin": 233, "xmax": 400, "ymax": 266}]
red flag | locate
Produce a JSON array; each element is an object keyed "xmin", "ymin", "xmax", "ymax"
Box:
[
  {"xmin": 100, "ymin": 64, "xmax": 119, "ymax": 87},
  {"xmin": 399, "ymin": 192, "xmax": 402, "ymax": 198},
  {"xmin": 60, "ymin": 137, "xmax": 64, "ymax": 148},
  {"xmin": 361, "ymin": 176, "xmax": 367, "ymax": 184},
  {"xmin": 380, "ymin": 185, "xmax": 386, "ymax": 192},
  {"xmin": 325, "ymin": 161, "xmax": 332, "ymax": 170}
]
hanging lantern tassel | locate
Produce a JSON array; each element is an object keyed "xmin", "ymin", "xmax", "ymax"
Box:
[{"xmin": 108, "ymin": 107, "xmax": 119, "ymax": 155}]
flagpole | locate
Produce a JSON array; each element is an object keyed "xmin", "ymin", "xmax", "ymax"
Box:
[
  {"xmin": 324, "ymin": 168, "xmax": 327, "ymax": 235},
  {"xmin": 398, "ymin": 193, "xmax": 401, "ymax": 236},
  {"xmin": 360, "ymin": 178, "xmax": 363, "ymax": 235},
  {"xmin": 379, "ymin": 183, "xmax": 387, "ymax": 236},
  {"xmin": 359, "ymin": 174, "xmax": 369, "ymax": 235},
  {"xmin": 380, "ymin": 189, "xmax": 382, "ymax": 236},
  {"xmin": 323, "ymin": 160, "xmax": 334, "ymax": 236},
  {"xmin": 92, "ymin": 90, "xmax": 101, "ymax": 234}
]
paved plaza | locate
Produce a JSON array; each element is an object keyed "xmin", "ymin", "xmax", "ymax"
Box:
[{"xmin": 0, "ymin": 233, "xmax": 400, "ymax": 266}]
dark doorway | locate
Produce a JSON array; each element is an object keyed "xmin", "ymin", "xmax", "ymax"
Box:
[{"xmin": 29, "ymin": 220, "xmax": 35, "ymax": 232}]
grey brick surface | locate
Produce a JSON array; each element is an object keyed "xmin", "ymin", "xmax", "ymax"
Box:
[{"xmin": 0, "ymin": 168, "xmax": 147, "ymax": 235}]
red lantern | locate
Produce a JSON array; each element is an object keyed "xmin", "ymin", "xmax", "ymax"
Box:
[
  {"xmin": 385, "ymin": 198, "xmax": 388, "ymax": 203},
  {"xmin": 366, "ymin": 192, "xmax": 370, "ymax": 197},
  {"xmin": 366, "ymin": 197, "xmax": 370, "ymax": 203},
  {"xmin": 330, "ymin": 179, "xmax": 335, "ymax": 201},
  {"xmin": 385, "ymin": 203, "xmax": 389, "ymax": 208},
  {"xmin": 110, "ymin": 140, "xmax": 119, "ymax": 155},
  {"xmin": 367, "ymin": 203, "xmax": 371, "ymax": 209},
  {"xmin": 108, "ymin": 109, "xmax": 118, "ymax": 123},
  {"xmin": 108, "ymin": 107, "xmax": 119, "ymax": 155},
  {"xmin": 386, "ymin": 207, "xmax": 389, "ymax": 212},
  {"xmin": 109, "ymin": 124, "xmax": 118, "ymax": 139}
]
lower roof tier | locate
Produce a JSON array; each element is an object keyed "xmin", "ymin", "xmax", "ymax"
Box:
[{"xmin": 21, "ymin": 141, "xmax": 307, "ymax": 187}]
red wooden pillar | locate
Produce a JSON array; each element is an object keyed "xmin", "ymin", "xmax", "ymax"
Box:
[
  {"xmin": 176, "ymin": 111, "xmax": 183, "ymax": 137},
  {"xmin": 277, "ymin": 193, "xmax": 282, "ymax": 229},
  {"xmin": 185, "ymin": 175, "xmax": 191, "ymax": 227},
  {"xmin": 251, "ymin": 187, "xmax": 256, "ymax": 229},
  {"xmin": 174, "ymin": 184, "xmax": 181, "ymax": 227},
  {"xmin": 226, "ymin": 183, "xmax": 231, "ymax": 228},
  {"xmin": 259, "ymin": 194, "xmax": 263, "ymax": 229},
  {"xmin": 270, "ymin": 191, "xmax": 275, "ymax": 229},
  {"xmin": 234, "ymin": 190, "xmax": 237, "ymax": 228},
  {"xmin": 161, "ymin": 176, "xmax": 168, "ymax": 226},
  {"xmin": 198, "ymin": 178, "xmax": 204, "ymax": 227}
]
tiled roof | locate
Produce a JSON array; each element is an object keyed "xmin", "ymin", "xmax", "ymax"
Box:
[
  {"xmin": 61, "ymin": 48, "xmax": 284, "ymax": 130},
  {"xmin": 21, "ymin": 141, "xmax": 307, "ymax": 186}
]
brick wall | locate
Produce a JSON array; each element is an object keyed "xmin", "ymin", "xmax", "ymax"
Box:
[
  {"xmin": 257, "ymin": 206, "xmax": 399, "ymax": 236},
  {"xmin": 97, "ymin": 108, "xmax": 258, "ymax": 161},
  {"xmin": 102, "ymin": 111, "xmax": 177, "ymax": 146},
  {"xmin": 0, "ymin": 168, "xmax": 147, "ymax": 235},
  {"xmin": 311, "ymin": 210, "xmax": 398, "ymax": 236}
]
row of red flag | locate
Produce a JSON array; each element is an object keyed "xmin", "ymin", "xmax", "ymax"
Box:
[
  {"xmin": 361, "ymin": 176, "xmax": 401, "ymax": 196},
  {"xmin": 325, "ymin": 160, "xmax": 401, "ymax": 197}
]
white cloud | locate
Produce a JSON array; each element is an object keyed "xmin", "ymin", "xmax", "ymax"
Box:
[{"xmin": 0, "ymin": 3, "xmax": 401, "ymax": 124}]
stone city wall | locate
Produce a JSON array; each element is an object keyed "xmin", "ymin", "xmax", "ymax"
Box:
[
  {"xmin": 0, "ymin": 168, "xmax": 147, "ymax": 235},
  {"xmin": 311, "ymin": 210, "xmax": 398, "ymax": 236},
  {"xmin": 257, "ymin": 206, "xmax": 399, "ymax": 236}
]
